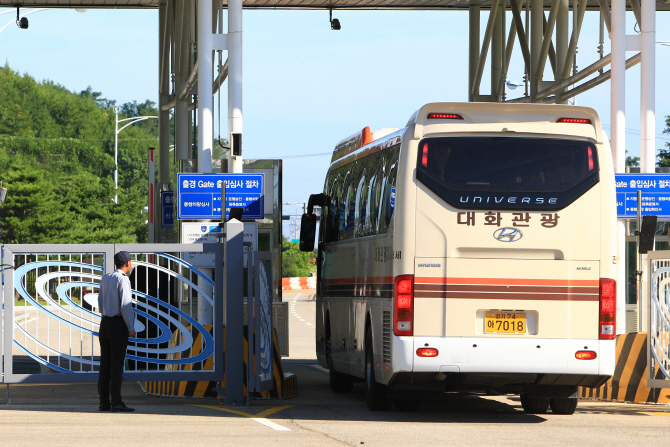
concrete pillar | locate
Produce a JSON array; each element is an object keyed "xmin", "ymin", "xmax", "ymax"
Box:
[
  {"xmin": 197, "ymin": 0, "xmax": 214, "ymax": 173},
  {"xmin": 640, "ymin": 0, "xmax": 656, "ymax": 174},
  {"xmin": 228, "ymin": 0, "xmax": 243, "ymax": 173},
  {"xmin": 611, "ymin": 0, "xmax": 626, "ymax": 333}
]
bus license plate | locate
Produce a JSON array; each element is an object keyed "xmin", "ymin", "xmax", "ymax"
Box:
[{"xmin": 485, "ymin": 312, "xmax": 527, "ymax": 334}]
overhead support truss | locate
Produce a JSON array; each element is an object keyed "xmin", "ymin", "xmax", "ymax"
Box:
[{"xmin": 468, "ymin": 0, "xmax": 648, "ymax": 104}]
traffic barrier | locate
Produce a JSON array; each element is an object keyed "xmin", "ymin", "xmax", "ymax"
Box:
[
  {"xmin": 281, "ymin": 277, "xmax": 316, "ymax": 290},
  {"xmin": 580, "ymin": 332, "xmax": 670, "ymax": 404},
  {"xmin": 143, "ymin": 326, "xmax": 297, "ymax": 399}
]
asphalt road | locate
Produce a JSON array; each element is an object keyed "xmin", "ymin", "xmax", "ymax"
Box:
[{"xmin": 1, "ymin": 289, "xmax": 670, "ymax": 446}]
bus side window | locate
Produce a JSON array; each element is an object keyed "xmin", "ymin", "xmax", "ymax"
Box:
[
  {"xmin": 365, "ymin": 174, "xmax": 376, "ymax": 236},
  {"xmin": 355, "ymin": 174, "xmax": 366, "ymax": 238}
]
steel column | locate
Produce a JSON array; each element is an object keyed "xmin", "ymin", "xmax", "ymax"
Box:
[
  {"xmin": 492, "ymin": 0, "xmax": 503, "ymax": 100},
  {"xmin": 611, "ymin": 0, "xmax": 626, "ymax": 334},
  {"xmin": 469, "ymin": 2, "xmax": 480, "ymax": 102},
  {"xmin": 224, "ymin": 219, "xmax": 245, "ymax": 404},
  {"xmin": 471, "ymin": 0, "xmax": 500, "ymax": 98},
  {"xmin": 640, "ymin": 0, "xmax": 656, "ymax": 174},
  {"xmin": 530, "ymin": 0, "xmax": 543, "ymax": 101},
  {"xmin": 159, "ymin": 0, "xmax": 171, "ymax": 189},
  {"xmin": 228, "ymin": 0, "xmax": 243, "ymax": 173},
  {"xmin": 197, "ymin": 0, "xmax": 214, "ymax": 173},
  {"xmin": 175, "ymin": 0, "xmax": 190, "ymax": 162}
]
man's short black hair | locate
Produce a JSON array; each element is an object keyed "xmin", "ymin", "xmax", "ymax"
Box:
[{"xmin": 114, "ymin": 251, "xmax": 131, "ymax": 269}]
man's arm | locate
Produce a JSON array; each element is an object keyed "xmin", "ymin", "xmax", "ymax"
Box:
[{"xmin": 118, "ymin": 276, "xmax": 136, "ymax": 337}]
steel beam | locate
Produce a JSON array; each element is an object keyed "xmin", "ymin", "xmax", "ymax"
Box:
[
  {"xmin": 535, "ymin": 0, "xmax": 561, "ymax": 83},
  {"xmin": 492, "ymin": 0, "xmax": 503, "ymax": 100},
  {"xmin": 530, "ymin": 0, "xmax": 543, "ymax": 100},
  {"xmin": 561, "ymin": 0, "xmax": 587, "ymax": 81},
  {"xmin": 509, "ymin": 0, "xmax": 531, "ymax": 75},
  {"xmin": 597, "ymin": 0, "xmax": 612, "ymax": 33},
  {"xmin": 536, "ymin": 53, "xmax": 611, "ymax": 100},
  {"xmin": 496, "ymin": 11, "xmax": 518, "ymax": 98},
  {"xmin": 468, "ymin": 2, "xmax": 480, "ymax": 101},
  {"xmin": 560, "ymin": 52, "xmax": 640, "ymax": 100},
  {"xmin": 471, "ymin": 0, "xmax": 500, "ymax": 98}
]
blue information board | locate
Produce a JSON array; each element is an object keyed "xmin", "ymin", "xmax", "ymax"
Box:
[
  {"xmin": 177, "ymin": 173, "xmax": 264, "ymax": 220},
  {"xmin": 616, "ymin": 174, "xmax": 670, "ymax": 218},
  {"xmin": 161, "ymin": 191, "xmax": 174, "ymax": 228}
]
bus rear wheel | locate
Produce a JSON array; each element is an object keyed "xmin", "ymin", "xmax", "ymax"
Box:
[
  {"xmin": 520, "ymin": 394, "xmax": 550, "ymax": 414},
  {"xmin": 549, "ymin": 397, "xmax": 578, "ymax": 415},
  {"xmin": 365, "ymin": 328, "xmax": 391, "ymax": 411}
]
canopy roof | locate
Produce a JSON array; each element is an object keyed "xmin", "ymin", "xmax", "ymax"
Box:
[{"xmin": 3, "ymin": 0, "xmax": 669, "ymax": 11}]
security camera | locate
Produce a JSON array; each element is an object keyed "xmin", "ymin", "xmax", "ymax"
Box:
[
  {"xmin": 16, "ymin": 8, "xmax": 28, "ymax": 29},
  {"xmin": 329, "ymin": 9, "xmax": 341, "ymax": 31}
]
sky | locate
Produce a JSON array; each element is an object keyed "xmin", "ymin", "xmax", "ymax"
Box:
[{"xmin": 1, "ymin": 7, "xmax": 669, "ymax": 238}]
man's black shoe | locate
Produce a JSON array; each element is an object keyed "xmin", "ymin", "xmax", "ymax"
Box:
[
  {"xmin": 110, "ymin": 403, "xmax": 135, "ymax": 413},
  {"xmin": 99, "ymin": 404, "xmax": 111, "ymax": 411}
]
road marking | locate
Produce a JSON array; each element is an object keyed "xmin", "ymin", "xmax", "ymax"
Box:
[
  {"xmin": 308, "ymin": 364, "xmax": 329, "ymax": 374},
  {"xmin": 639, "ymin": 412, "xmax": 670, "ymax": 417},
  {"xmin": 306, "ymin": 323, "xmax": 313, "ymax": 325},
  {"xmin": 189, "ymin": 405, "xmax": 293, "ymax": 431}
]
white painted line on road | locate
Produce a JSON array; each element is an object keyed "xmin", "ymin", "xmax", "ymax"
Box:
[{"xmin": 251, "ymin": 418, "xmax": 291, "ymax": 431}]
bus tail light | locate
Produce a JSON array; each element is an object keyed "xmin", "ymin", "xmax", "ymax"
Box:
[
  {"xmin": 394, "ymin": 275, "xmax": 414, "ymax": 336},
  {"xmin": 416, "ymin": 348, "xmax": 438, "ymax": 357},
  {"xmin": 427, "ymin": 113, "xmax": 464, "ymax": 120},
  {"xmin": 556, "ymin": 117, "xmax": 592, "ymax": 124},
  {"xmin": 599, "ymin": 278, "xmax": 616, "ymax": 340}
]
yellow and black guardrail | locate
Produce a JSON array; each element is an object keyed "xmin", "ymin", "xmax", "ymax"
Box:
[
  {"xmin": 581, "ymin": 332, "xmax": 670, "ymax": 404},
  {"xmin": 143, "ymin": 326, "xmax": 297, "ymax": 399}
]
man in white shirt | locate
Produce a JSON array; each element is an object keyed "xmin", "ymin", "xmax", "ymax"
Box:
[{"xmin": 97, "ymin": 251, "xmax": 137, "ymax": 412}]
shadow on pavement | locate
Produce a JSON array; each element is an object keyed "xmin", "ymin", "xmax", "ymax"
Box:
[{"xmin": 1, "ymin": 362, "xmax": 662, "ymax": 423}]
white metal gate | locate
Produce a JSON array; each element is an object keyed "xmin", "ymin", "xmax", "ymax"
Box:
[
  {"xmin": 645, "ymin": 251, "xmax": 670, "ymax": 388},
  {"xmin": 1, "ymin": 243, "xmax": 223, "ymax": 383}
]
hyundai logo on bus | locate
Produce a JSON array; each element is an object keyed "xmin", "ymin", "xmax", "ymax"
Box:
[{"xmin": 493, "ymin": 227, "xmax": 523, "ymax": 242}]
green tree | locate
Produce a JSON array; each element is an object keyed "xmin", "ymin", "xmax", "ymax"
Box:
[
  {"xmin": 657, "ymin": 115, "xmax": 670, "ymax": 167},
  {"xmin": 281, "ymin": 237, "xmax": 316, "ymax": 277}
]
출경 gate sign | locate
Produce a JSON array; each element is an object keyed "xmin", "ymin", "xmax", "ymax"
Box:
[
  {"xmin": 177, "ymin": 173, "xmax": 264, "ymax": 220},
  {"xmin": 616, "ymin": 174, "xmax": 670, "ymax": 219}
]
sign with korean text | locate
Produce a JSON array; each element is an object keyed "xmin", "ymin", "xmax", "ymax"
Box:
[
  {"xmin": 161, "ymin": 191, "xmax": 174, "ymax": 228},
  {"xmin": 177, "ymin": 173, "xmax": 264, "ymax": 220},
  {"xmin": 615, "ymin": 174, "xmax": 670, "ymax": 219},
  {"xmin": 181, "ymin": 222, "xmax": 258, "ymax": 268}
]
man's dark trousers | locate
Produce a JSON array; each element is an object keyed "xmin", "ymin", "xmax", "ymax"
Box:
[{"xmin": 98, "ymin": 315, "xmax": 129, "ymax": 406}]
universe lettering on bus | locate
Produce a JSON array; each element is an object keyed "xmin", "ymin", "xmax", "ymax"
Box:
[
  {"xmin": 459, "ymin": 196, "xmax": 558, "ymax": 204},
  {"xmin": 457, "ymin": 212, "xmax": 560, "ymax": 228}
]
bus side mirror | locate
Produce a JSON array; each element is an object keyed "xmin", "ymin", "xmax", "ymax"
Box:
[{"xmin": 300, "ymin": 213, "xmax": 317, "ymax": 252}]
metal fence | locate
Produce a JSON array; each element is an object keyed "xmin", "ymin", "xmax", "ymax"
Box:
[
  {"xmin": 2, "ymin": 243, "xmax": 222, "ymax": 384},
  {"xmin": 646, "ymin": 251, "xmax": 670, "ymax": 388}
]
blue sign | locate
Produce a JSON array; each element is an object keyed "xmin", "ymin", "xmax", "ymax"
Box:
[
  {"xmin": 616, "ymin": 174, "xmax": 670, "ymax": 218},
  {"xmin": 161, "ymin": 191, "xmax": 174, "ymax": 228},
  {"xmin": 177, "ymin": 173, "xmax": 264, "ymax": 220}
]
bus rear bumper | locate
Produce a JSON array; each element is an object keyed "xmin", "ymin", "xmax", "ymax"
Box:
[{"xmin": 399, "ymin": 336, "xmax": 615, "ymax": 377}]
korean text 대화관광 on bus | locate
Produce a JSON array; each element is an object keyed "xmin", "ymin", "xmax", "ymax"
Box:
[{"xmin": 299, "ymin": 102, "xmax": 617, "ymax": 414}]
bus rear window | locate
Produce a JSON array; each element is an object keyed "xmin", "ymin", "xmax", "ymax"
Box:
[{"xmin": 416, "ymin": 136, "xmax": 599, "ymax": 210}]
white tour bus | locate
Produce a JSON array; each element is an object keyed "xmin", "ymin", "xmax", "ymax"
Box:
[{"xmin": 299, "ymin": 102, "xmax": 617, "ymax": 414}]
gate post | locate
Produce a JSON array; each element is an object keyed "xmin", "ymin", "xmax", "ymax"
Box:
[{"xmin": 224, "ymin": 218, "xmax": 244, "ymax": 404}]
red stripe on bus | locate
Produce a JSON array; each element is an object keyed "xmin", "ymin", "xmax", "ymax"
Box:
[
  {"xmin": 415, "ymin": 277, "xmax": 599, "ymax": 287},
  {"xmin": 414, "ymin": 291, "xmax": 599, "ymax": 301}
]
